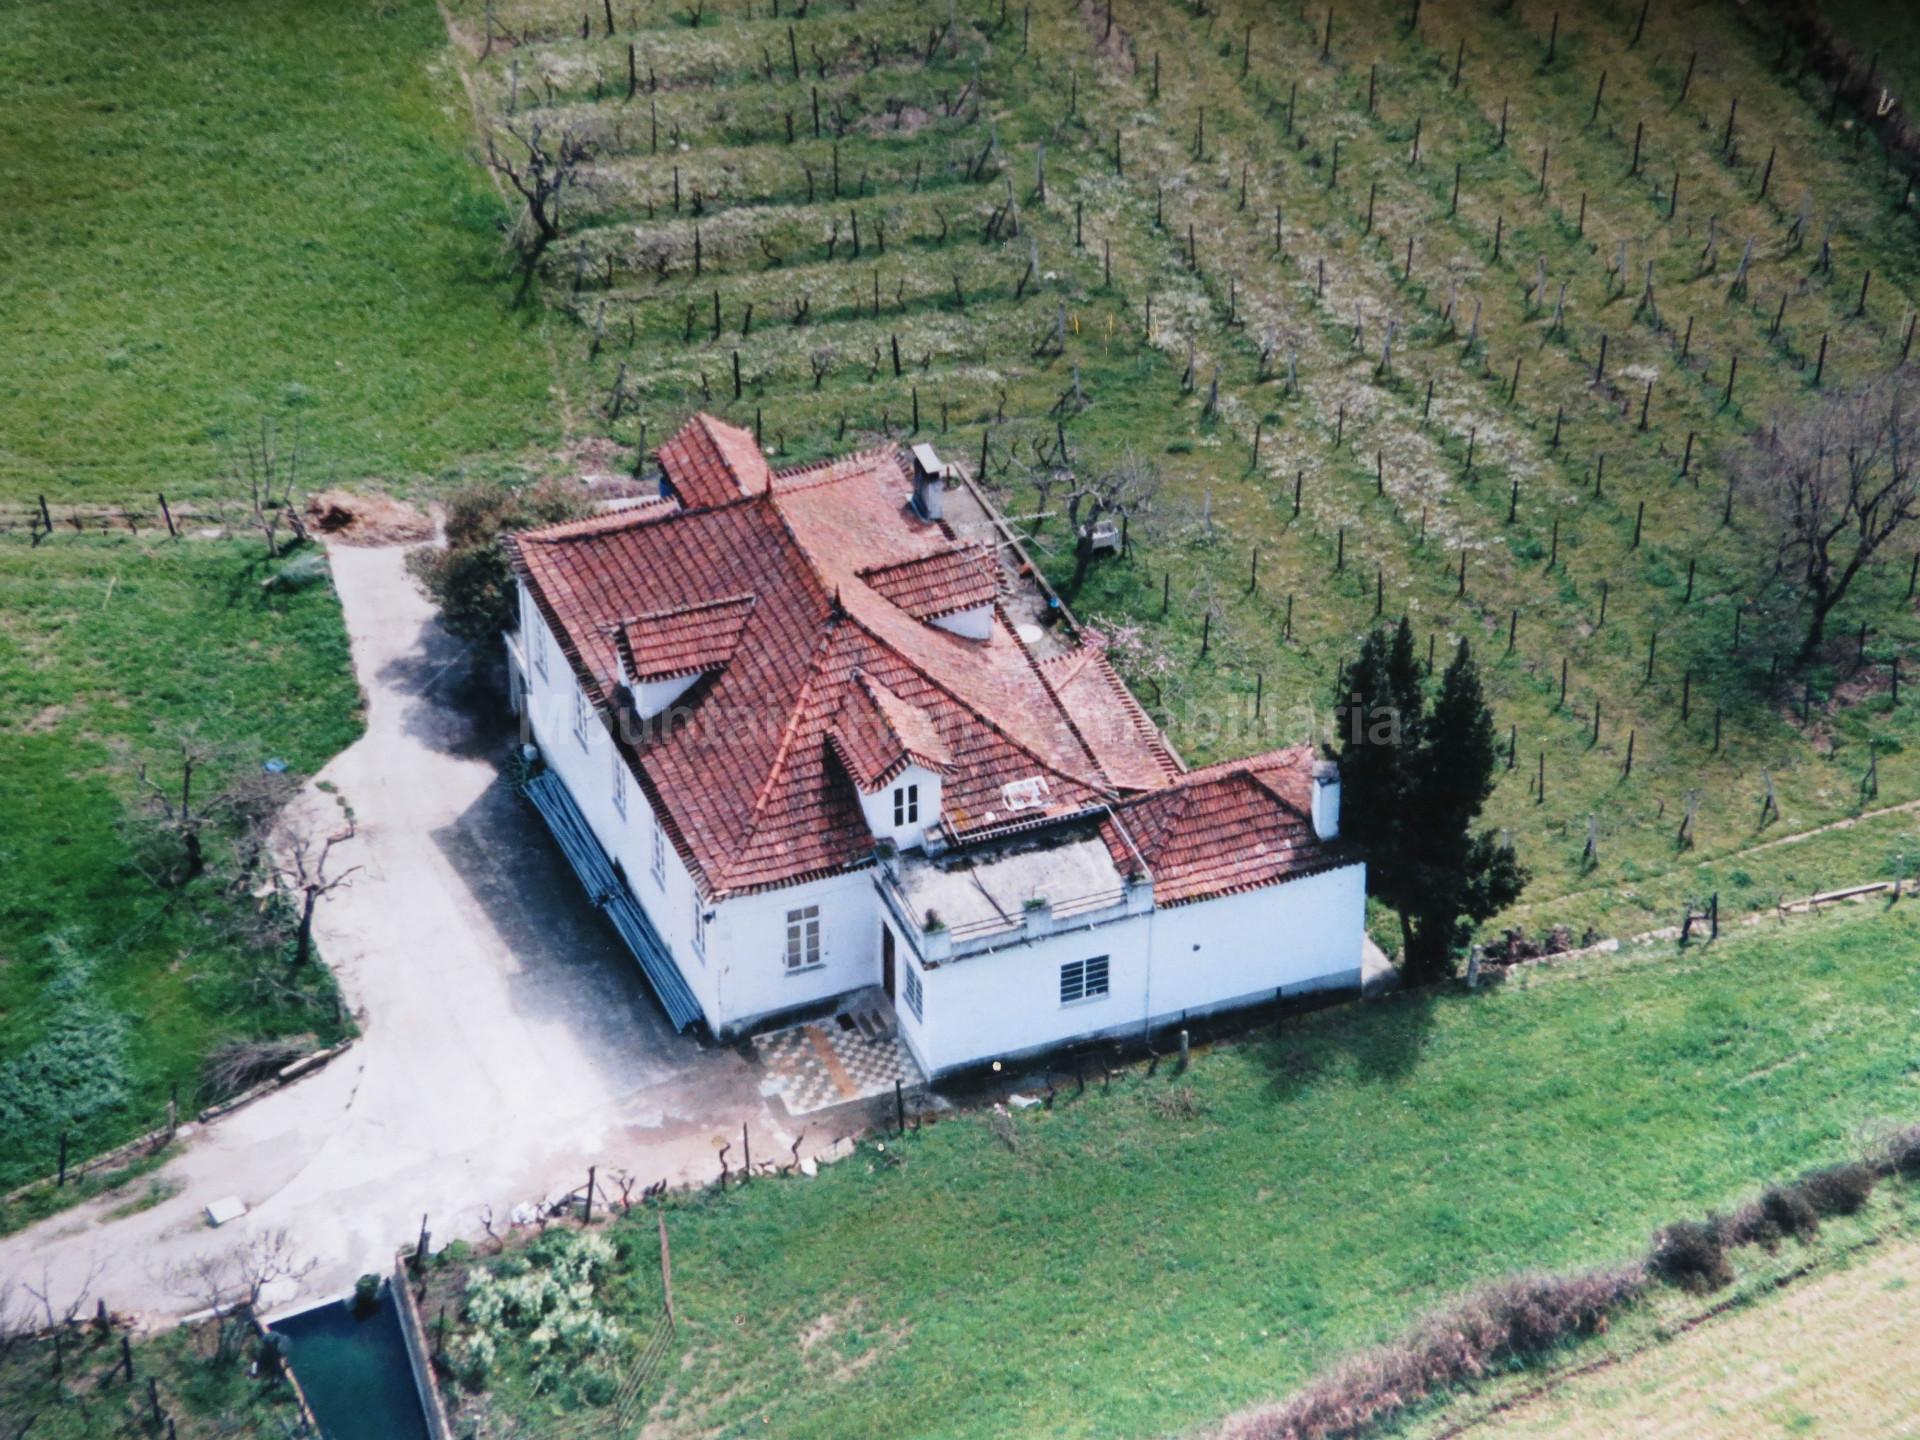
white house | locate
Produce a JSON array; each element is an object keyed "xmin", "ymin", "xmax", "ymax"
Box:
[{"xmin": 503, "ymin": 414, "xmax": 1365, "ymax": 1079}]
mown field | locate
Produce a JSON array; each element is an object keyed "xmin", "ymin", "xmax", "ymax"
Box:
[
  {"xmin": 433, "ymin": 902, "xmax": 1920, "ymax": 1437},
  {"xmin": 0, "ymin": 537, "xmax": 361, "ymax": 1193},
  {"xmin": 0, "ymin": 0, "xmax": 560, "ymax": 506},
  {"xmin": 445, "ymin": 0, "xmax": 1920, "ymax": 944},
  {"xmin": 1405, "ymin": 1217, "xmax": 1920, "ymax": 1439}
]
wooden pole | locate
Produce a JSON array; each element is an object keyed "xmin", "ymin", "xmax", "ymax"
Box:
[{"xmin": 659, "ymin": 1213, "xmax": 675, "ymax": 1326}]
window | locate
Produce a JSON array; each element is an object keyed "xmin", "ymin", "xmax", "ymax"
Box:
[
  {"xmin": 573, "ymin": 686, "xmax": 592, "ymax": 750},
  {"xmin": 611, "ymin": 747, "xmax": 627, "ymax": 818},
  {"xmin": 692, "ymin": 899, "xmax": 707, "ymax": 960},
  {"xmin": 784, "ymin": 906, "xmax": 822, "ymax": 971},
  {"xmin": 1059, "ymin": 956, "xmax": 1110, "ymax": 1006},
  {"xmin": 903, "ymin": 963, "xmax": 924, "ymax": 1023},
  {"xmin": 892, "ymin": 782, "xmax": 919, "ymax": 827},
  {"xmin": 651, "ymin": 819, "xmax": 667, "ymax": 888},
  {"xmin": 531, "ymin": 609, "xmax": 548, "ymax": 679}
]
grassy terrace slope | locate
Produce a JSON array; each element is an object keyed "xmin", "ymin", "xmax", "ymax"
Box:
[
  {"xmin": 451, "ymin": 0, "xmax": 1920, "ymax": 940},
  {"xmin": 0, "ymin": 538, "xmax": 360, "ymax": 1192},
  {"xmin": 438, "ymin": 903, "xmax": 1920, "ymax": 1438},
  {"xmin": 0, "ymin": 0, "xmax": 559, "ymax": 504}
]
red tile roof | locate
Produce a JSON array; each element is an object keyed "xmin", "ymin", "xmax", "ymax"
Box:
[
  {"xmin": 1104, "ymin": 749, "xmax": 1351, "ymax": 906},
  {"xmin": 829, "ymin": 673, "xmax": 956, "ymax": 790},
  {"xmin": 657, "ymin": 412, "xmax": 771, "ymax": 509},
  {"xmin": 614, "ymin": 594, "xmax": 756, "ymax": 682},
  {"xmin": 1041, "ymin": 645, "xmax": 1184, "ymax": 793},
  {"xmin": 859, "ymin": 544, "xmax": 1001, "ymax": 620},
  {"xmin": 510, "ymin": 417, "xmax": 1344, "ymax": 902}
]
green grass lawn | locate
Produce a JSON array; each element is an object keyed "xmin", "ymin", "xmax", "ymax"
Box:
[
  {"xmin": 0, "ymin": 0, "xmax": 561, "ymax": 505},
  {"xmin": 437, "ymin": 902, "xmax": 1920, "ymax": 1439},
  {"xmin": 0, "ymin": 536, "xmax": 362, "ymax": 1192}
]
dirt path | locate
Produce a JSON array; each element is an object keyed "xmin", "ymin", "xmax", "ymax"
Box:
[{"xmin": 0, "ymin": 545, "xmax": 809, "ymax": 1325}]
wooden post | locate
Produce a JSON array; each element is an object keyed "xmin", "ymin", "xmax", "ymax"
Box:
[
  {"xmin": 158, "ymin": 493, "xmax": 176, "ymax": 537},
  {"xmin": 584, "ymin": 1165, "xmax": 596, "ymax": 1223},
  {"xmin": 415, "ymin": 1214, "xmax": 430, "ymax": 1268},
  {"xmin": 659, "ymin": 1213, "xmax": 675, "ymax": 1326},
  {"xmin": 895, "ymin": 1078, "xmax": 906, "ymax": 1135},
  {"xmin": 1178, "ymin": 1028, "xmax": 1191, "ymax": 1071}
]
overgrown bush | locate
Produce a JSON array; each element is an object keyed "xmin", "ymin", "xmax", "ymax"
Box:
[
  {"xmin": 1648, "ymin": 1218, "xmax": 1734, "ymax": 1294},
  {"xmin": 1797, "ymin": 1162, "xmax": 1877, "ymax": 1217},
  {"xmin": 407, "ymin": 478, "xmax": 589, "ymax": 645},
  {"xmin": 1216, "ymin": 1267, "xmax": 1645, "ymax": 1440},
  {"xmin": 1751, "ymin": 1182, "xmax": 1820, "ymax": 1251},
  {"xmin": 1876, "ymin": 1124, "xmax": 1920, "ymax": 1179}
]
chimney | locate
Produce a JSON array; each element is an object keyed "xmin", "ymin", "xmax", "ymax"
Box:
[
  {"xmin": 1311, "ymin": 760, "xmax": 1341, "ymax": 842},
  {"xmin": 910, "ymin": 443, "xmax": 945, "ymax": 522}
]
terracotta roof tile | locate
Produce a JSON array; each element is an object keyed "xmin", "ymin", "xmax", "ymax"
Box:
[
  {"xmin": 614, "ymin": 594, "xmax": 756, "ymax": 682},
  {"xmin": 658, "ymin": 412, "xmax": 771, "ymax": 509},
  {"xmin": 828, "ymin": 673, "xmax": 956, "ymax": 790},
  {"xmin": 1105, "ymin": 748, "xmax": 1351, "ymax": 906},
  {"xmin": 510, "ymin": 417, "xmax": 1192, "ymax": 898},
  {"xmin": 859, "ymin": 545, "xmax": 1001, "ymax": 620},
  {"xmin": 1041, "ymin": 645, "xmax": 1184, "ymax": 792}
]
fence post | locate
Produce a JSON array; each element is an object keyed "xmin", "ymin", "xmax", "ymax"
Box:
[{"xmin": 658, "ymin": 1214, "xmax": 675, "ymax": 1328}]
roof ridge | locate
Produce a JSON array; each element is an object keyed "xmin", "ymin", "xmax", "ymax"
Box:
[
  {"xmin": 769, "ymin": 442, "xmax": 909, "ymax": 488},
  {"xmin": 611, "ymin": 591, "xmax": 757, "ymax": 627},
  {"xmin": 1172, "ymin": 745, "xmax": 1315, "ymax": 784},
  {"xmin": 510, "ymin": 497, "xmax": 681, "ymax": 545},
  {"xmin": 839, "ymin": 607, "xmax": 1112, "ymax": 801},
  {"xmin": 727, "ymin": 618, "xmax": 850, "ymax": 879}
]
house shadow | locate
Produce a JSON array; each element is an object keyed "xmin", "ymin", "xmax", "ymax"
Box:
[
  {"xmin": 375, "ymin": 618, "xmax": 510, "ymax": 761},
  {"xmin": 426, "ymin": 763, "xmax": 718, "ymax": 1089},
  {"xmin": 1256, "ymin": 983, "xmax": 1444, "ymax": 1102}
]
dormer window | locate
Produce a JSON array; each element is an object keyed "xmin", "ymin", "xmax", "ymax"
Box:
[
  {"xmin": 612, "ymin": 594, "xmax": 757, "ymax": 723},
  {"xmin": 828, "ymin": 674, "xmax": 952, "ymax": 852}
]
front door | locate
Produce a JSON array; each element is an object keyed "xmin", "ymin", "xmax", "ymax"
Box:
[{"xmin": 881, "ymin": 924, "xmax": 896, "ymax": 1001}]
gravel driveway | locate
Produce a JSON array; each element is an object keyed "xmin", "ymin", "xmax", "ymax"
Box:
[{"xmin": 0, "ymin": 543, "xmax": 813, "ymax": 1323}]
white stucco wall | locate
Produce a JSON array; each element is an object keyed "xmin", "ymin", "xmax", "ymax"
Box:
[
  {"xmin": 896, "ymin": 911, "xmax": 1154, "ymax": 1077},
  {"xmin": 854, "ymin": 763, "xmax": 943, "ymax": 852},
  {"xmin": 516, "ymin": 584, "xmax": 887, "ymax": 1035},
  {"xmin": 897, "ymin": 862, "xmax": 1366, "ymax": 1077},
  {"xmin": 516, "ymin": 583, "xmax": 1364, "ymax": 1060},
  {"xmin": 705, "ymin": 869, "xmax": 884, "ymax": 1034},
  {"xmin": 517, "ymin": 590, "xmax": 714, "ymax": 1018}
]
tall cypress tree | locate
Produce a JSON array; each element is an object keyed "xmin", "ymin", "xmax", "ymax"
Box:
[{"xmin": 1333, "ymin": 631, "xmax": 1527, "ymax": 981}]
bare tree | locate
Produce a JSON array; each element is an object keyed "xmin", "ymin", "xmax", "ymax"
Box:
[
  {"xmin": 19, "ymin": 1257, "xmax": 105, "ymax": 1379},
  {"xmin": 484, "ymin": 119, "xmax": 601, "ymax": 305},
  {"xmin": 1738, "ymin": 374, "xmax": 1919, "ymax": 660},
  {"xmin": 271, "ymin": 823, "xmax": 361, "ymax": 967},
  {"xmin": 236, "ymin": 415, "xmax": 307, "ymax": 558},
  {"xmin": 125, "ymin": 735, "xmax": 293, "ymax": 888},
  {"xmin": 164, "ymin": 1230, "xmax": 315, "ymax": 1365},
  {"xmin": 1064, "ymin": 451, "xmax": 1162, "ymax": 594}
]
